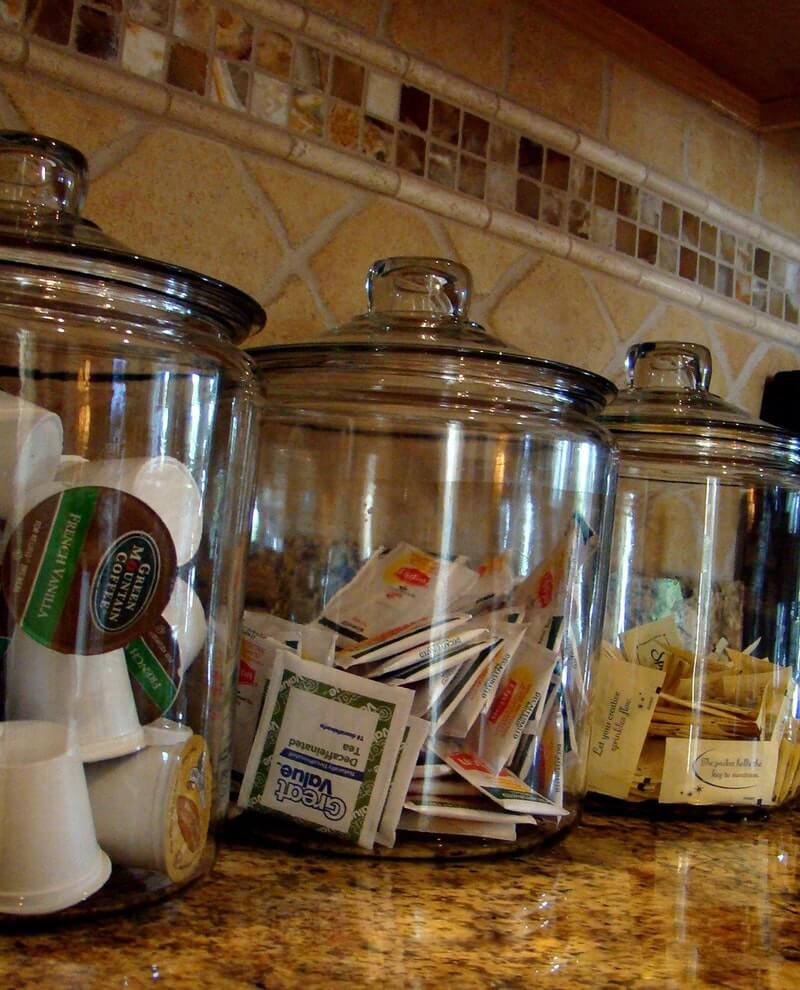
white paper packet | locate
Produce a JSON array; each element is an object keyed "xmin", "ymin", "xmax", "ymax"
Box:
[
  {"xmin": 428, "ymin": 638, "xmax": 502, "ymax": 732},
  {"xmin": 238, "ymin": 650, "xmax": 413, "ymax": 849},
  {"xmin": 403, "ymin": 794, "xmax": 537, "ymax": 825},
  {"xmin": 621, "ymin": 616, "xmax": 683, "ymax": 669},
  {"xmin": 375, "ymin": 716, "xmax": 430, "ymax": 848},
  {"xmin": 659, "ymin": 737, "xmax": 781, "ymax": 805},
  {"xmin": 398, "ymin": 810, "xmax": 517, "ymax": 842},
  {"xmin": 242, "ymin": 609, "xmax": 336, "ymax": 666},
  {"xmin": 334, "ymin": 614, "xmax": 472, "ymax": 669},
  {"xmin": 452, "ymin": 554, "xmax": 515, "ymax": 613},
  {"xmin": 382, "ymin": 635, "xmax": 492, "ymax": 687},
  {"xmin": 435, "ymin": 743, "xmax": 565, "ymax": 816},
  {"xmin": 466, "ymin": 627, "xmax": 560, "ymax": 772},
  {"xmin": 316, "ymin": 543, "xmax": 479, "ymax": 645}
]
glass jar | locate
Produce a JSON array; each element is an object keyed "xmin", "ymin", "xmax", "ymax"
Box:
[
  {"xmin": 233, "ymin": 256, "xmax": 618, "ymax": 857},
  {"xmin": 590, "ymin": 341, "xmax": 800, "ymax": 814},
  {"xmin": 0, "ymin": 132, "xmax": 264, "ymax": 917}
]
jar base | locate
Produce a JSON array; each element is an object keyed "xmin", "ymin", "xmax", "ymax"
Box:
[{"xmin": 584, "ymin": 793, "xmax": 799, "ymax": 823}]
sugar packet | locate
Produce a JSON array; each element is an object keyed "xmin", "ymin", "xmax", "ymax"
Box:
[
  {"xmin": 334, "ymin": 614, "xmax": 471, "ymax": 669},
  {"xmin": 243, "ymin": 609, "xmax": 336, "ymax": 666},
  {"xmin": 238, "ymin": 650, "xmax": 413, "ymax": 849},
  {"xmin": 398, "ymin": 810, "xmax": 517, "ymax": 842}
]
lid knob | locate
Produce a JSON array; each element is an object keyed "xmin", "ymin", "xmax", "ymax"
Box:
[
  {"xmin": 366, "ymin": 257, "xmax": 472, "ymax": 318},
  {"xmin": 0, "ymin": 132, "xmax": 87, "ymax": 215},
  {"xmin": 626, "ymin": 341, "xmax": 711, "ymax": 391}
]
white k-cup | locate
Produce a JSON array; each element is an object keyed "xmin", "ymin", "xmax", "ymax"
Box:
[
  {"xmin": 0, "ymin": 720, "xmax": 111, "ymax": 915},
  {"xmin": 56, "ymin": 455, "xmax": 203, "ymax": 565},
  {"xmin": 163, "ymin": 579, "xmax": 207, "ymax": 675},
  {"xmin": 85, "ymin": 729, "xmax": 211, "ymax": 881},
  {"xmin": 5, "ymin": 630, "xmax": 146, "ymax": 762},
  {"xmin": 0, "ymin": 391, "xmax": 63, "ymax": 521}
]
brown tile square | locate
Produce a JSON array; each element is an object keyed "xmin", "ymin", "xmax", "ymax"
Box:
[
  {"xmin": 716, "ymin": 264, "xmax": 733, "ymax": 297},
  {"xmin": 590, "ymin": 207, "xmax": 616, "ymax": 248},
  {"xmin": 211, "ymin": 58, "xmax": 249, "ymax": 109},
  {"xmin": 594, "ymin": 171, "xmax": 616, "ymax": 210},
  {"xmin": 486, "ymin": 165, "xmax": 516, "ymax": 210},
  {"xmin": 658, "ymin": 238, "xmax": 678, "ymax": 274},
  {"xmin": 252, "ymin": 73, "xmax": 290, "ymax": 126},
  {"xmin": 428, "ymin": 143, "xmax": 457, "ymax": 189},
  {"xmin": 399, "ymin": 85, "xmax": 429, "ymax": 132},
  {"xmin": 660, "ymin": 201, "xmax": 680, "ymax": 238},
  {"xmin": 26, "ymin": 0, "xmax": 73, "ymax": 44},
  {"xmin": 541, "ymin": 189, "xmax": 563, "ymax": 227},
  {"xmin": 736, "ymin": 240, "xmax": 753, "ymax": 273},
  {"xmin": 128, "ymin": 0, "xmax": 169, "ymax": 29},
  {"xmin": 785, "ymin": 294, "xmax": 800, "ymax": 324},
  {"xmin": 362, "ymin": 116, "xmax": 394, "ymax": 164},
  {"xmin": 294, "ymin": 43, "xmax": 329, "ymax": 91},
  {"xmin": 458, "ymin": 154, "xmax": 486, "ymax": 198},
  {"xmin": 431, "ymin": 99, "xmax": 460, "ymax": 145},
  {"xmin": 617, "ymin": 182, "xmax": 638, "ymax": 220},
  {"xmin": 167, "ymin": 42, "xmax": 208, "ymax": 94},
  {"xmin": 679, "ymin": 247, "xmax": 698, "ymax": 280},
  {"xmin": 569, "ymin": 162, "xmax": 594, "ymax": 202},
  {"xmin": 754, "ymin": 247, "xmax": 771, "ymax": 280},
  {"xmin": 76, "ymin": 4, "xmax": 119, "ymax": 59},
  {"xmin": 616, "ymin": 218, "xmax": 636, "ymax": 256},
  {"xmin": 122, "ymin": 22, "xmax": 166, "ymax": 79},
  {"xmin": 698, "ymin": 255, "xmax": 715, "ymax": 289},
  {"xmin": 331, "ymin": 56, "xmax": 364, "ymax": 106},
  {"xmin": 769, "ymin": 289, "xmax": 785, "ymax": 319},
  {"xmin": 489, "ymin": 124, "xmax": 517, "ymax": 165},
  {"xmin": 289, "ymin": 90, "xmax": 324, "ymax": 136},
  {"xmin": 544, "ymin": 149, "xmax": 570, "ymax": 191},
  {"xmin": 637, "ymin": 228, "xmax": 658, "ymax": 265},
  {"xmin": 681, "ymin": 211, "xmax": 700, "ymax": 247},
  {"xmin": 255, "ymin": 29, "xmax": 292, "ymax": 78},
  {"xmin": 719, "ymin": 230, "xmax": 736, "ymax": 264},
  {"xmin": 735, "ymin": 272, "xmax": 752, "ymax": 305},
  {"xmin": 328, "ymin": 101, "xmax": 360, "ymax": 150},
  {"xmin": 518, "ymin": 137, "xmax": 543, "ymax": 180},
  {"xmin": 461, "ymin": 113, "xmax": 488, "ymax": 157},
  {"xmin": 752, "ymin": 277, "xmax": 768, "ymax": 312},
  {"xmin": 396, "ymin": 129, "xmax": 425, "ymax": 175},
  {"xmin": 700, "ymin": 222, "xmax": 718, "ymax": 256},
  {"xmin": 0, "ymin": 0, "xmax": 23, "ymax": 26},
  {"xmin": 771, "ymin": 256, "xmax": 787, "ymax": 290},
  {"xmin": 568, "ymin": 199, "xmax": 590, "ymax": 239},
  {"xmin": 216, "ymin": 8, "xmax": 252, "ymax": 61},
  {"xmin": 516, "ymin": 177, "xmax": 540, "ymax": 220},
  {"xmin": 174, "ymin": 0, "xmax": 213, "ymax": 47}
]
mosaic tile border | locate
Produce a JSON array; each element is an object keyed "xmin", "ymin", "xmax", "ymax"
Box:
[{"xmin": 2, "ymin": 0, "xmax": 800, "ymax": 345}]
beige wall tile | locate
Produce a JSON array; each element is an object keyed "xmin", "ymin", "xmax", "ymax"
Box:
[
  {"xmin": 760, "ymin": 130, "xmax": 800, "ymax": 240},
  {"xmin": 86, "ymin": 127, "xmax": 281, "ymax": 300},
  {"xmin": 737, "ymin": 344, "xmax": 800, "ymax": 416},
  {"xmin": 389, "ymin": 0, "xmax": 508, "ymax": 93},
  {"xmin": 686, "ymin": 113, "xmax": 759, "ymax": 214},
  {"xmin": 245, "ymin": 276, "xmax": 324, "ymax": 347},
  {"xmin": 591, "ymin": 272, "xmax": 659, "ymax": 341},
  {"xmin": 311, "ymin": 199, "xmax": 441, "ymax": 322},
  {"xmin": 244, "ymin": 157, "xmax": 354, "ymax": 246},
  {"xmin": 507, "ymin": 7, "xmax": 605, "ymax": 137},
  {"xmin": 489, "ymin": 255, "xmax": 614, "ymax": 370},
  {"xmin": 442, "ymin": 220, "xmax": 528, "ymax": 296},
  {"xmin": 607, "ymin": 64, "xmax": 686, "ymax": 180},
  {"xmin": 709, "ymin": 322, "xmax": 760, "ymax": 382},
  {"xmin": 0, "ymin": 68, "xmax": 140, "ymax": 155},
  {"xmin": 305, "ymin": 0, "xmax": 382, "ymax": 35}
]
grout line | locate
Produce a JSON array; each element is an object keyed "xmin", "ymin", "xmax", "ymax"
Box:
[{"xmin": 87, "ymin": 120, "xmax": 151, "ymax": 181}]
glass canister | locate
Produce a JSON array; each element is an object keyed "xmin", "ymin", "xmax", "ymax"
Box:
[
  {"xmin": 0, "ymin": 132, "xmax": 265, "ymax": 917},
  {"xmin": 589, "ymin": 340, "xmax": 800, "ymax": 813},
  {"xmin": 232, "ymin": 256, "xmax": 618, "ymax": 857}
]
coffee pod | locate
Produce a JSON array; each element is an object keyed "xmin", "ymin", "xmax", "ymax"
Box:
[
  {"xmin": 57, "ymin": 456, "xmax": 203, "ymax": 566},
  {"xmin": 0, "ymin": 391, "xmax": 63, "ymax": 522},
  {"xmin": 5, "ymin": 630, "xmax": 146, "ymax": 762},
  {"xmin": 163, "ymin": 579, "xmax": 207, "ymax": 675},
  {"xmin": 0, "ymin": 720, "xmax": 111, "ymax": 915},
  {"xmin": 144, "ymin": 718, "xmax": 193, "ymax": 746},
  {"xmin": 85, "ymin": 732, "xmax": 211, "ymax": 881}
]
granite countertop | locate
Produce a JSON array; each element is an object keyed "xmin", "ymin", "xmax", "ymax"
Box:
[{"xmin": 1, "ymin": 809, "xmax": 798, "ymax": 989}]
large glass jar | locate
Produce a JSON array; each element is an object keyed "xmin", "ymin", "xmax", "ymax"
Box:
[
  {"xmin": 590, "ymin": 341, "xmax": 800, "ymax": 814},
  {"xmin": 0, "ymin": 133, "xmax": 264, "ymax": 917},
  {"xmin": 233, "ymin": 256, "xmax": 618, "ymax": 857}
]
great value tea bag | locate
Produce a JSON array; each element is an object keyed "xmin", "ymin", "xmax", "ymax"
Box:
[{"xmin": 238, "ymin": 650, "xmax": 413, "ymax": 848}]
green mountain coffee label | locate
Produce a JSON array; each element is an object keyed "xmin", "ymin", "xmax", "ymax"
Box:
[
  {"xmin": 1, "ymin": 485, "xmax": 177, "ymax": 655},
  {"xmin": 126, "ymin": 618, "xmax": 181, "ymax": 721}
]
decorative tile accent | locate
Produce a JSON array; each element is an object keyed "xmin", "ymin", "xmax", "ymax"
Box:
[{"xmin": 7, "ymin": 0, "xmax": 800, "ymax": 332}]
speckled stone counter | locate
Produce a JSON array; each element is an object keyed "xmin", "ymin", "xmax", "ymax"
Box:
[{"xmin": 1, "ymin": 809, "xmax": 799, "ymax": 989}]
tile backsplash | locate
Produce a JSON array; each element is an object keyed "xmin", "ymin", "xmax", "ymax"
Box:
[{"xmin": 2, "ymin": 0, "xmax": 800, "ymax": 411}]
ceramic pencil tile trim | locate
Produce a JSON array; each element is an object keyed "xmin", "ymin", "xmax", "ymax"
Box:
[{"xmin": 3, "ymin": 0, "xmax": 800, "ymax": 346}]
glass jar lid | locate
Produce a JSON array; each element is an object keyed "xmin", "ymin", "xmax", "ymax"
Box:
[
  {"xmin": 251, "ymin": 256, "xmax": 616, "ymax": 417},
  {"xmin": 603, "ymin": 340, "xmax": 800, "ymax": 471},
  {"xmin": 0, "ymin": 131, "xmax": 265, "ymax": 342}
]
